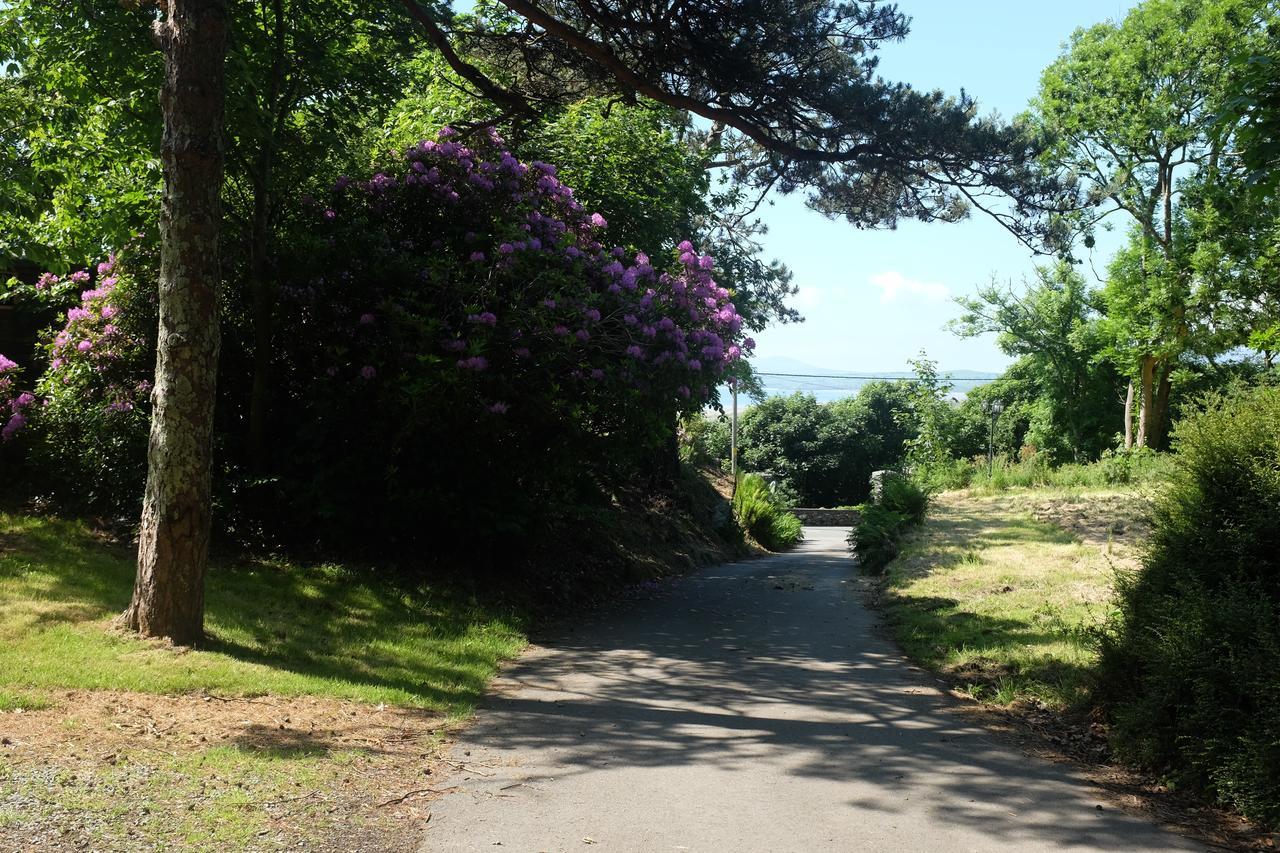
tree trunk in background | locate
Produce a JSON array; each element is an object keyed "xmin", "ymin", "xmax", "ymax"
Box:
[
  {"xmin": 1150, "ymin": 367, "xmax": 1172, "ymax": 450},
  {"xmin": 1136, "ymin": 355, "xmax": 1156, "ymax": 449},
  {"xmin": 123, "ymin": 0, "xmax": 228, "ymax": 645},
  {"xmin": 1123, "ymin": 380, "xmax": 1135, "ymax": 450}
]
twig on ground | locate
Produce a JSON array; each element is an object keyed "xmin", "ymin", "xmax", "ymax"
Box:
[{"xmin": 377, "ymin": 787, "xmax": 455, "ymax": 807}]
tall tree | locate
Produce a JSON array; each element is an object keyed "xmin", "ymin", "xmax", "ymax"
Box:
[
  {"xmin": 951, "ymin": 263, "xmax": 1121, "ymax": 460},
  {"xmin": 122, "ymin": 0, "xmax": 228, "ymax": 644},
  {"xmin": 407, "ymin": 0, "xmax": 1070, "ymax": 249},
  {"xmin": 1028, "ymin": 0, "xmax": 1271, "ymax": 447}
]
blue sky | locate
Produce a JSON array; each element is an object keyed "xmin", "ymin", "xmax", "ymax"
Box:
[{"xmin": 749, "ymin": 0, "xmax": 1137, "ymax": 374}]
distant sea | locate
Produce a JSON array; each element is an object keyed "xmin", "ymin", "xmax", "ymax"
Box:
[{"xmin": 714, "ymin": 356, "xmax": 1001, "ymax": 409}]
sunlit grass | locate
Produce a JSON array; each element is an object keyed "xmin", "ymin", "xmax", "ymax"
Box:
[
  {"xmin": 0, "ymin": 511, "xmax": 526, "ymax": 714},
  {"xmin": 880, "ymin": 489, "xmax": 1146, "ymax": 709}
]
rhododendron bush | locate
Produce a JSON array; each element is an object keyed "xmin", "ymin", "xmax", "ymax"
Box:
[
  {"xmin": 4, "ymin": 129, "xmax": 749, "ymax": 554},
  {"xmin": 0, "ymin": 254, "xmax": 155, "ymax": 506},
  {"xmin": 266, "ymin": 127, "xmax": 751, "ymax": 547}
]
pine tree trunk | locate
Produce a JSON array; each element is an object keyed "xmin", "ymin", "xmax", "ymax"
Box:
[{"xmin": 123, "ymin": 0, "xmax": 228, "ymax": 645}]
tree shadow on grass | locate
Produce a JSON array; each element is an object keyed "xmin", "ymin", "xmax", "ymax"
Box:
[{"xmin": 1, "ymin": 513, "xmax": 520, "ymax": 713}]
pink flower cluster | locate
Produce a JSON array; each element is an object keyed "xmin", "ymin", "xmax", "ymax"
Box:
[
  {"xmin": 42, "ymin": 256, "xmax": 147, "ymax": 415},
  {"xmin": 315, "ymin": 126, "xmax": 750, "ymax": 412},
  {"xmin": 0, "ymin": 354, "xmax": 32, "ymax": 441}
]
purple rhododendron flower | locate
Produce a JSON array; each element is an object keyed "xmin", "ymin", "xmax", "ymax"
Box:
[
  {"xmin": 359, "ymin": 313, "xmax": 375, "ymax": 325},
  {"xmin": 589, "ymin": 213, "xmax": 607, "ymax": 228},
  {"xmin": 457, "ymin": 356, "xmax": 489, "ymax": 371},
  {"xmin": 583, "ymin": 308, "xmax": 601, "ymax": 322},
  {"xmin": 360, "ymin": 365, "xmax": 377, "ymax": 380},
  {"xmin": 469, "ymin": 251, "xmax": 486, "ymax": 262},
  {"xmin": 0, "ymin": 355, "xmax": 16, "ymax": 373},
  {"xmin": 1, "ymin": 413, "xmax": 25, "ymax": 441},
  {"xmin": 699, "ymin": 255, "xmax": 715, "ymax": 270},
  {"xmin": 488, "ymin": 401, "xmax": 509, "ymax": 414},
  {"xmin": 76, "ymin": 340, "xmax": 92, "ymax": 352}
]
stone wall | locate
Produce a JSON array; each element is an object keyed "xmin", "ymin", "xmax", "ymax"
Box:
[{"xmin": 791, "ymin": 508, "xmax": 860, "ymax": 527}]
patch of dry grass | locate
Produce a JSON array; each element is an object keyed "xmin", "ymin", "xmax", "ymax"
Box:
[{"xmin": 881, "ymin": 487, "xmax": 1152, "ymax": 709}]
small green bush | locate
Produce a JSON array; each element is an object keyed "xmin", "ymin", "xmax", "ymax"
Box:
[
  {"xmin": 1096, "ymin": 385, "xmax": 1280, "ymax": 826},
  {"xmin": 850, "ymin": 503, "xmax": 908, "ymax": 572},
  {"xmin": 850, "ymin": 474, "xmax": 928, "ymax": 573},
  {"xmin": 733, "ymin": 473, "xmax": 803, "ymax": 551},
  {"xmin": 881, "ymin": 475, "xmax": 928, "ymax": 525}
]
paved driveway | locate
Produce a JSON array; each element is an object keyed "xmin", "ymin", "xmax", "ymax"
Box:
[{"xmin": 421, "ymin": 528, "xmax": 1200, "ymax": 852}]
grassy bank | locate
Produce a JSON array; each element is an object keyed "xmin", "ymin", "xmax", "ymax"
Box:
[
  {"xmin": 0, "ymin": 510, "xmax": 527, "ymax": 850},
  {"xmin": 878, "ymin": 488, "xmax": 1150, "ymax": 709},
  {"xmin": 0, "ymin": 512, "xmax": 527, "ymax": 710}
]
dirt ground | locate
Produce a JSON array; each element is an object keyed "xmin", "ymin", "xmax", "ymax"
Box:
[{"xmin": 0, "ymin": 689, "xmax": 450, "ymax": 851}]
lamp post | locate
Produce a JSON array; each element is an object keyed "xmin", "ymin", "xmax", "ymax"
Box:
[{"xmin": 987, "ymin": 398, "xmax": 1005, "ymax": 479}]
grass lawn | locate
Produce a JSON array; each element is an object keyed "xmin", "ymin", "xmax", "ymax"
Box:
[
  {"xmin": 0, "ymin": 510, "xmax": 527, "ymax": 850},
  {"xmin": 879, "ymin": 487, "xmax": 1152, "ymax": 710}
]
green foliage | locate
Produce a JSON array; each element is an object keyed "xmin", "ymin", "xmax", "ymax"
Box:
[
  {"xmin": 926, "ymin": 449, "xmax": 1174, "ymax": 494},
  {"xmin": 849, "ymin": 475, "xmax": 929, "ymax": 573},
  {"xmin": 881, "ymin": 476, "xmax": 929, "ymax": 526},
  {"xmin": 901, "ymin": 352, "xmax": 961, "ymax": 471},
  {"xmin": 736, "ymin": 383, "xmax": 919, "ymax": 507},
  {"xmin": 457, "ymin": 0, "xmax": 1068, "ymax": 249},
  {"xmin": 1096, "ymin": 385, "xmax": 1280, "ymax": 825},
  {"xmin": 732, "ymin": 473, "xmax": 803, "ymax": 551},
  {"xmin": 679, "ymin": 413, "xmax": 730, "ymax": 467},
  {"xmin": 951, "ymin": 263, "xmax": 1122, "ymax": 462},
  {"xmin": 1029, "ymin": 0, "xmax": 1276, "ymax": 449},
  {"xmin": 849, "ymin": 503, "xmax": 908, "ymax": 574}
]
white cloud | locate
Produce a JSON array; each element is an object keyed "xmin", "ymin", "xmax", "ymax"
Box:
[{"xmin": 868, "ymin": 271, "xmax": 950, "ymax": 304}]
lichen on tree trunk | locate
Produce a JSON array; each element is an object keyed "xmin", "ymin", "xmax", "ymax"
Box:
[{"xmin": 123, "ymin": 0, "xmax": 228, "ymax": 646}]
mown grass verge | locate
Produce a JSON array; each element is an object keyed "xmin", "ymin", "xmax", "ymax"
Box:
[
  {"xmin": 877, "ymin": 488, "xmax": 1149, "ymax": 709},
  {"xmin": 0, "ymin": 511, "xmax": 526, "ymax": 710},
  {"xmin": 0, "ymin": 510, "xmax": 527, "ymax": 850}
]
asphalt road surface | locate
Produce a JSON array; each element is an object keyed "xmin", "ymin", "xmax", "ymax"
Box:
[{"xmin": 420, "ymin": 527, "xmax": 1201, "ymax": 852}]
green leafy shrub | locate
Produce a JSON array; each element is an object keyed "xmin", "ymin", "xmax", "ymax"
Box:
[
  {"xmin": 881, "ymin": 475, "xmax": 928, "ymax": 525},
  {"xmin": 850, "ymin": 474, "xmax": 929, "ymax": 573},
  {"xmin": 849, "ymin": 503, "xmax": 908, "ymax": 573},
  {"xmin": 1095, "ymin": 385, "xmax": 1280, "ymax": 826},
  {"xmin": 733, "ymin": 473, "xmax": 803, "ymax": 551}
]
